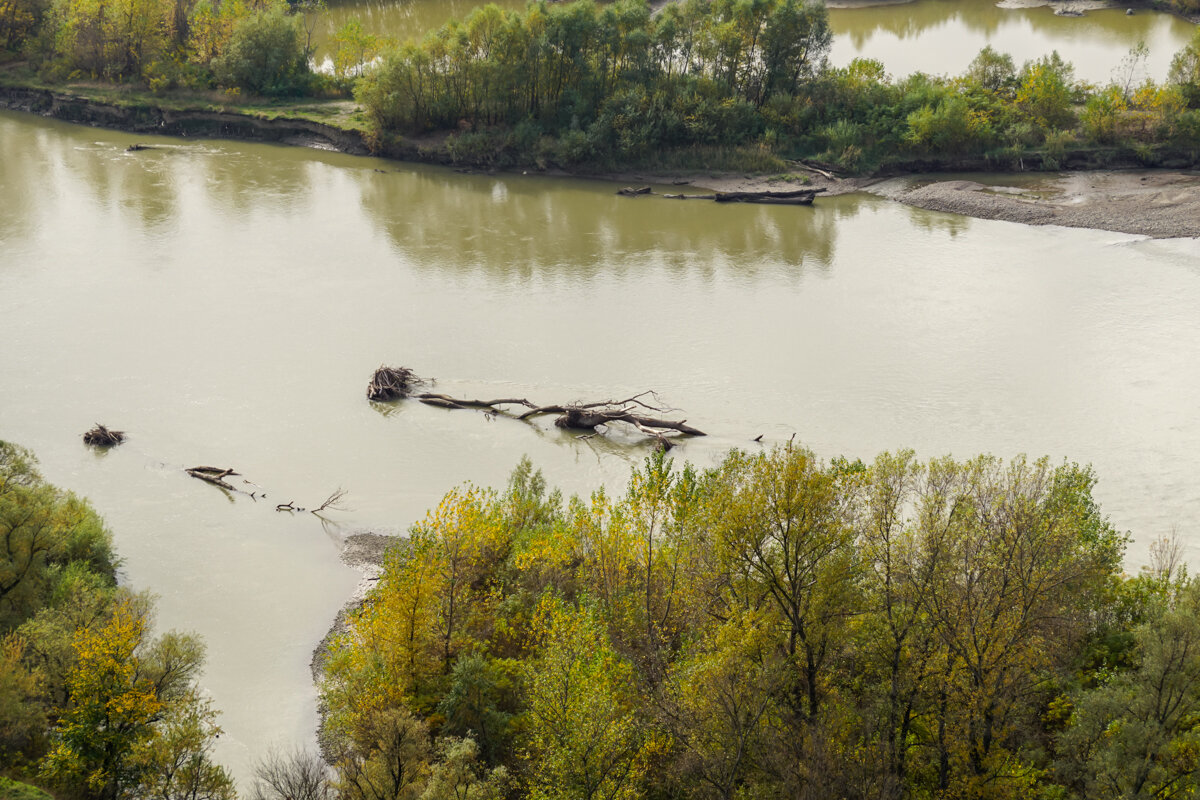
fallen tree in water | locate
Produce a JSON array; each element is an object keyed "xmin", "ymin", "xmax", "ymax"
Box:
[{"xmin": 372, "ymin": 368, "xmax": 705, "ymax": 450}]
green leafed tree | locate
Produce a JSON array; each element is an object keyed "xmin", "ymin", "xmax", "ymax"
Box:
[
  {"xmin": 523, "ymin": 602, "xmax": 657, "ymax": 800},
  {"xmin": 1057, "ymin": 578, "xmax": 1200, "ymax": 800},
  {"xmin": 212, "ymin": 5, "xmax": 309, "ymax": 95}
]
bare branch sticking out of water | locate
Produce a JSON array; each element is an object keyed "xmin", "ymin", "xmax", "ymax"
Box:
[{"xmin": 314, "ymin": 488, "xmax": 350, "ymax": 514}]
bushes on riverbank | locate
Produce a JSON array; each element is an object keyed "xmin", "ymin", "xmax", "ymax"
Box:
[
  {"xmin": 320, "ymin": 447, "xmax": 1200, "ymax": 799},
  {"xmin": 0, "ymin": 441, "xmax": 231, "ymax": 800},
  {"xmin": 352, "ymin": 0, "xmax": 1200, "ymax": 171},
  {"xmin": 3, "ymin": 0, "xmax": 1200, "ymax": 171}
]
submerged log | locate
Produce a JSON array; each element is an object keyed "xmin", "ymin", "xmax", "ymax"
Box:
[
  {"xmin": 186, "ymin": 466, "xmax": 240, "ymax": 491},
  {"xmin": 83, "ymin": 424, "xmax": 126, "ymax": 447},
  {"xmin": 617, "ymin": 185, "xmax": 652, "ymax": 196}
]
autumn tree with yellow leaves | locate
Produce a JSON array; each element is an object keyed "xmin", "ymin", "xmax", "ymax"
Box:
[
  {"xmin": 318, "ymin": 444, "xmax": 1178, "ymax": 800},
  {"xmin": 0, "ymin": 442, "xmax": 231, "ymax": 800}
]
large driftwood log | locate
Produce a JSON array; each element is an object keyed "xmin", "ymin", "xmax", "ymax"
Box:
[
  {"xmin": 714, "ymin": 188, "xmax": 826, "ymax": 205},
  {"xmin": 428, "ymin": 388, "xmax": 704, "ymax": 449},
  {"xmin": 622, "ymin": 187, "xmax": 826, "ymax": 205}
]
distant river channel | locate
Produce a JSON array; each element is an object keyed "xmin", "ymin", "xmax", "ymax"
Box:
[{"xmin": 312, "ymin": 0, "xmax": 1198, "ymax": 83}]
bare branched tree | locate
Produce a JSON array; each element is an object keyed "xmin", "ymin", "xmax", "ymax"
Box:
[{"xmin": 249, "ymin": 748, "xmax": 335, "ymax": 800}]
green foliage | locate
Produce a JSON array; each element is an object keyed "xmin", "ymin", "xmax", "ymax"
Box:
[
  {"xmin": 1082, "ymin": 85, "xmax": 1127, "ymax": 143},
  {"xmin": 905, "ymin": 94, "xmax": 994, "ymax": 155},
  {"xmin": 0, "ymin": 444, "xmax": 228, "ymax": 800},
  {"xmin": 1057, "ymin": 579, "xmax": 1200, "ymax": 799},
  {"xmin": 38, "ymin": 600, "xmax": 227, "ymax": 800},
  {"xmin": 1169, "ymin": 28, "xmax": 1200, "ymax": 109},
  {"xmin": 212, "ymin": 5, "xmax": 309, "ymax": 96},
  {"xmin": 320, "ymin": 447, "xmax": 1143, "ymax": 800},
  {"xmin": 966, "ymin": 45, "xmax": 1016, "ymax": 93},
  {"xmin": 523, "ymin": 602, "xmax": 656, "ymax": 800},
  {"xmin": 0, "ymin": 0, "xmax": 47, "ymax": 53},
  {"xmin": 331, "ymin": 17, "xmax": 383, "ymax": 80},
  {"xmin": 0, "ymin": 777, "xmax": 54, "ymax": 800},
  {"xmin": 0, "ymin": 441, "xmax": 116, "ymax": 634},
  {"xmin": 355, "ymin": 0, "xmax": 830, "ymax": 162},
  {"xmin": 1017, "ymin": 51, "xmax": 1077, "ymax": 131}
]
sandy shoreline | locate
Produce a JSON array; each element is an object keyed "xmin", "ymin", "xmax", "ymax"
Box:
[{"xmin": 631, "ymin": 167, "xmax": 1200, "ymax": 239}]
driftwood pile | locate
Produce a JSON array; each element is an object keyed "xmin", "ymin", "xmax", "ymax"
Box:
[
  {"xmin": 367, "ymin": 365, "xmax": 421, "ymax": 401},
  {"xmin": 83, "ymin": 424, "xmax": 125, "ymax": 447},
  {"xmin": 369, "ymin": 367, "xmax": 704, "ymax": 451}
]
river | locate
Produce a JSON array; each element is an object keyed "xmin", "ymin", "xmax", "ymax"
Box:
[
  {"xmin": 312, "ymin": 0, "xmax": 1199, "ymax": 83},
  {"xmin": 2, "ymin": 93, "xmax": 1199, "ymax": 782}
]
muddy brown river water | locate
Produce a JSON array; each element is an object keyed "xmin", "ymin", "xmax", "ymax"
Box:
[{"xmin": 1, "ymin": 102, "xmax": 1198, "ymax": 782}]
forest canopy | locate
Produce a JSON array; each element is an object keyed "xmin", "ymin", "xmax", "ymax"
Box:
[{"xmin": 320, "ymin": 445, "xmax": 1200, "ymax": 800}]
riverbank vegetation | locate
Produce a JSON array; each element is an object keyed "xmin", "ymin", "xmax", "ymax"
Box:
[
  {"xmin": 3, "ymin": 0, "xmax": 1200, "ymax": 173},
  {"xmin": 351, "ymin": 0, "xmax": 1200, "ymax": 171},
  {"xmin": 0, "ymin": 441, "xmax": 231, "ymax": 800},
  {"xmin": 319, "ymin": 445, "xmax": 1200, "ymax": 800}
]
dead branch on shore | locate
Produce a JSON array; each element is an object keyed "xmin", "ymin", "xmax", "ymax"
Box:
[
  {"xmin": 787, "ymin": 159, "xmax": 838, "ymax": 180},
  {"xmin": 83, "ymin": 424, "xmax": 126, "ymax": 447},
  {"xmin": 367, "ymin": 365, "xmax": 421, "ymax": 401},
  {"xmin": 186, "ymin": 465, "xmax": 240, "ymax": 491}
]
